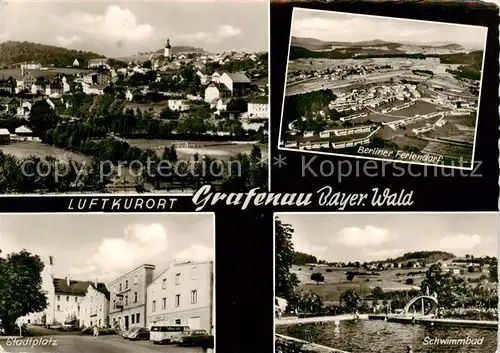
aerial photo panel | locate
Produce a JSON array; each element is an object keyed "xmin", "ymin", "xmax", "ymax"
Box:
[{"xmin": 278, "ymin": 8, "xmax": 487, "ymax": 170}]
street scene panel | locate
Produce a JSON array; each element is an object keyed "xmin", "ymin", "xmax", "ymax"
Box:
[
  {"xmin": 0, "ymin": 1, "xmax": 269, "ymax": 194},
  {"xmin": 274, "ymin": 212, "xmax": 498, "ymax": 353},
  {"xmin": 279, "ymin": 8, "xmax": 487, "ymax": 170},
  {"xmin": 0, "ymin": 213, "xmax": 215, "ymax": 353}
]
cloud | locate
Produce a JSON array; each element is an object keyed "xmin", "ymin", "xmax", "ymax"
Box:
[
  {"xmin": 69, "ymin": 223, "xmax": 168, "ymax": 280},
  {"xmin": 58, "ymin": 5, "xmax": 154, "ymax": 42},
  {"xmin": 178, "ymin": 24, "xmax": 241, "ymax": 45},
  {"xmin": 438, "ymin": 233, "xmax": 482, "ymax": 251},
  {"xmin": 55, "ymin": 35, "xmax": 82, "ymax": 47},
  {"xmin": 217, "ymin": 25, "xmax": 241, "ymax": 38},
  {"xmin": 173, "ymin": 244, "xmax": 213, "ymax": 262},
  {"xmin": 293, "ymin": 234, "xmax": 328, "ymax": 256},
  {"xmin": 332, "ymin": 225, "xmax": 392, "ymax": 247}
]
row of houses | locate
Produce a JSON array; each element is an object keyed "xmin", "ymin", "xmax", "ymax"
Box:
[{"xmin": 19, "ymin": 256, "xmax": 214, "ymax": 334}]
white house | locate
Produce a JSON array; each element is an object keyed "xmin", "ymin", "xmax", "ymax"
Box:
[
  {"xmin": 72, "ymin": 59, "xmax": 80, "ymax": 67},
  {"xmin": 146, "ymin": 261, "xmax": 214, "ymax": 333},
  {"xmin": 219, "ymin": 72, "xmax": 251, "ymax": 93},
  {"xmin": 216, "ymin": 98, "xmax": 231, "ymax": 112},
  {"xmin": 211, "ymin": 71, "xmax": 222, "ymax": 84},
  {"xmin": 196, "ymin": 70, "xmax": 212, "ymax": 85},
  {"xmin": 247, "ymin": 96, "xmax": 269, "ymax": 119},
  {"xmin": 204, "ymin": 83, "xmax": 231, "ymax": 103},
  {"xmin": 80, "ymin": 282, "xmax": 110, "ymax": 328},
  {"xmin": 16, "ymin": 101, "xmax": 32, "ymax": 118},
  {"xmin": 125, "ymin": 89, "xmax": 133, "ymax": 102},
  {"xmin": 167, "ymin": 99, "xmax": 191, "ymax": 112}
]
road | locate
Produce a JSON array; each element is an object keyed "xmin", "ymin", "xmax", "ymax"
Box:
[
  {"xmin": 0, "ymin": 327, "xmax": 207, "ymax": 353},
  {"xmin": 285, "ymin": 70, "xmax": 408, "ymax": 96}
]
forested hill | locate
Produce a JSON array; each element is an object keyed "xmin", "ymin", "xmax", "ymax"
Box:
[{"xmin": 0, "ymin": 41, "xmax": 106, "ymax": 67}]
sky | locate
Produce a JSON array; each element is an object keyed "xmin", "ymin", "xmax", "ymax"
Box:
[
  {"xmin": 276, "ymin": 213, "xmax": 498, "ymax": 262},
  {"xmin": 291, "ymin": 8, "xmax": 488, "ymax": 48},
  {"xmin": 0, "ymin": 213, "xmax": 214, "ymax": 283},
  {"xmin": 1, "ymin": 0, "xmax": 268, "ymax": 57}
]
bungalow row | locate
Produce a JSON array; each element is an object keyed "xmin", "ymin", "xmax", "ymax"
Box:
[
  {"xmin": 283, "ymin": 135, "xmax": 371, "ymax": 150},
  {"xmin": 339, "ymin": 112, "xmax": 368, "ymax": 122},
  {"xmin": 412, "ymin": 119, "xmax": 446, "ymax": 134},
  {"xmin": 386, "ymin": 112, "xmax": 443, "ymax": 130}
]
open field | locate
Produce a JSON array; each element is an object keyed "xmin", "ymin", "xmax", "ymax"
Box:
[
  {"xmin": 421, "ymin": 141, "xmax": 473, "ymax": 158},
  {"xmin": 0, "ymin": 140, "xmax": 90, "ymax": 162},
  {"xmin": 360, "ymin": 112, "xmax": 404, "ymax": 123},
  {"xmin": 126, "ymin": 139, "xmax": 268, "ymax": 160},
  {"xmin": 390, "ymin": 135, "xmax": 429, "ymax": 150},
  {"xmin": 0, "ymin": 67, "xmax": 91, "ymax": 80}
]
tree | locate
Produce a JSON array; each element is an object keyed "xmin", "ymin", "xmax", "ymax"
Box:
[
  {"xmin": 420, "ymin": 263, "xmax": 468, "ymax": 308},
  {"xmin": 340, "ymin": 289, "xmax": 361, "ymax": 313},
  {"xmin": 405, "ymin": 278, "xmax": 414, "ymax": 285},
  {"xmin": 275, "ymin": 218, "xmax": 299, "ymax": 300},
  {"xmin": 372, "ymin": 286, "xmax": 384, "ymax": 300},
  {"xmin": 0, "ymin": 250, "xmax": 48, "ymax": 334},
  {"xmin": 489, "ymin": 263, "xmax": 498, "ymax": 282},
  {"xmin": 310, "ymin": 272, "xmax": 325, "ymax": 284},
  {"xmin": 28, "ymin": 100, "xmax": 60, "ymax": 136},
  {"xmin": 346, "ymin": 272, "xmax": 355, "ymax": 281}
]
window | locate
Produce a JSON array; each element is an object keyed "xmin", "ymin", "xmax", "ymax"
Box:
[
  {"xmin": 119, "ymin": 283, "xmax": 122, "ymax": 291},
  {"xmin": 175, "ymin": 273, "xmax": 180, "ymax": 285},
  {"xmin": 175, "ymin": 294, "xmax": 180, "ymax": 307},
  {"xmin": 131, "ymin": 315, "xmax": 135, "ymax": 324},
  {"xmin": 162, "ymin": 278, "xmax": 167, "ymax": 289},
  {"xmin": 136, "ymin": 313, "xmax": 140, "ymax": 323},
  {"xmin": 152, "ymin": 300, "xmax": 156, "ymax": 312},
  {"xmin": 66, "ymin": 296, "xmax": 69, "ymax": 302},
  {"xmin": 134, "ymin": 276, "xmax": 138, "ymax": 285},
  {"xmin": 125, "ymin": 295, "xmax": 129, "ymax": 305},
  {"xmin": 57, "ymin": 296, "xmax": 60, "ymax": 301},
  {"xmin": 175, "ymin": 319, "xmax": 181, "ymax": 325},
  {"xmin": 134, "ymin": 292, "xmax": 138, "ymax": 303},
  {"xmin": 75, "ymin": 297, "xmax": 77, "ymax": 302},
  {"xmin": 162, "ymin": 297, "xmax": 166, "ymax": 309},
  {"xmin": 125, "ymin": 280, "xmax": 128, "ymax": 289},
  {"xmin": 57, "ymin": 305, "xmax": 60, "ymax": 311},
  {"xmin": 191, "ymin": 290, "xmax": 197, "ymax": 304},
  {"xmin": 191, "ymin": 267, "xmax": 197, "ymax": 280}
]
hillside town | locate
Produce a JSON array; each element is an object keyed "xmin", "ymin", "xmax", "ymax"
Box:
[{"xmin": 0, "ymin": 39, "xmax": 269, "ymax": 193}]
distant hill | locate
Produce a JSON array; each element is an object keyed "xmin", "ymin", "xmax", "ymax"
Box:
[
  {"xmin": 291, "ymin": 36, "xmax": 467, "ymax": 51},
  {"xmin": 0, "ymin": 41, "xmax": 106, "ymax": 67},
  {"xmin": 116, "ymin": 46, "xmax": 205, "ymax": 63},
  {"xmin": 293, "ymin": 251, "xmax": 319, "ymax": 265},
  {"xmin": 383, "ymin": 251, "xmax": 456, "ymax": 264}
]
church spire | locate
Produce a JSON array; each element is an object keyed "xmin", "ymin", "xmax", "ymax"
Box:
[{"xmin": 165, "ymin": 38, "xmax": 171, "ymax": 49}]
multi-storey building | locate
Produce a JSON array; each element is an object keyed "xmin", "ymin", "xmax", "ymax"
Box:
[
  {"xmin": 146, "ymin": 261, "xmax": 214, "ymax": 333},
  {"xmin": 80, "ymin": 282, "xmax": 110, "ymax": 328},
  {"xmin": 108, "ymin": 264, "xmax": 155, "ymax": 330}
]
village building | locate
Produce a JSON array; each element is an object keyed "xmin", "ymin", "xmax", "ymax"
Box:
[
  {"xmin": 0, "ymin": 128, "xmax": 10, "ymax": 144},
  {"xmin": 219, "ymin": 72, "xmax": 251, "ymax": 95},
  {"xmin": 247, "ymin": 96, "xmax": 269, "ymax": 119},
  {"xmin": 72, "ymin": 59, "xmax": 80, "ymax": 67},
  {"xmin": 146, "ymin": 261, "xmax": 214, "ymax": 333},
  {"xmin": 204, "ymin": 83, "xmax": 231, "ymax": 103},
  {"xmin": 109, "ymin": 264, "xmax": 155, "ymax": 330},
  {"xmin": 0, "ymin": 97, "xmax": 19, "ymax": 113},
  {"xmin": 167, "ymin": 99, "xmax": 191, "ymax": 112},
  {"xmin": 80, "ymin": 282, "xmax": 110, "ymax": 328},
  {"xmin": 88, "ymin": 58, "xmax": 109, "ymax": 69}
]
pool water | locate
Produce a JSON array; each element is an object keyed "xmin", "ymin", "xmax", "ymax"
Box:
[{"xmin": 276, "ymin": 320, "xmax": 497, "ymax": 353}]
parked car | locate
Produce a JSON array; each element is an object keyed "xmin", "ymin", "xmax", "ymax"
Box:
[
  {"xmin": 126, "ymin": 327, "xmax": 150, "ymax": 340},
  {"xmin": 121, "ymin": 328, "xmax": 135, "ymax": 338},
  {"xmin": 173, "ymin": 329, "xmax": 214, "ymax": 348}
]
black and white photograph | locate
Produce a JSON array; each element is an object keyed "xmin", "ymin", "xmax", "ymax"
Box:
[
  {"xmin": 0, "ymin": 1, "xmax": 269, "ymax": 195},
  {"xmin": 0, "ymin": 213, "xmax": 215, "ymax": 353},
  {"xmin": 274, "ymin": 212, "xmax": 498, "ymax": 353},
  {"xmin": 278, "ymin": 8, "xmax": 487, "ymax": 170}
]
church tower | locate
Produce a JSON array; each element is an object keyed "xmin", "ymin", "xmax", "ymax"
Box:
[{"xmin": 164, "ymin": 38, "xmax": 172, "ymax": 60}]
